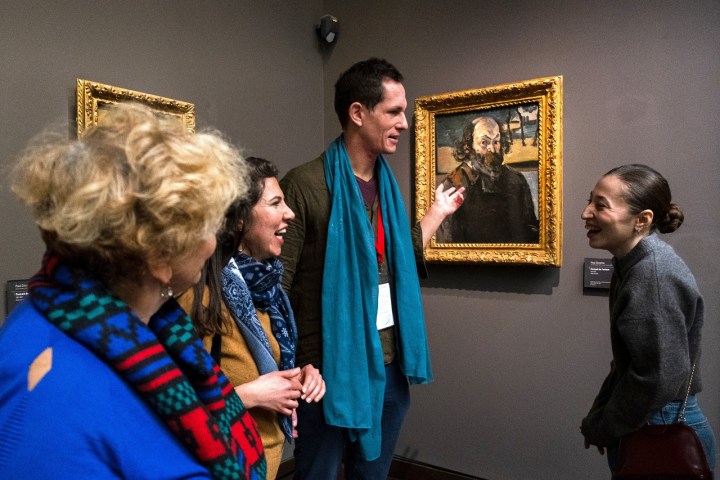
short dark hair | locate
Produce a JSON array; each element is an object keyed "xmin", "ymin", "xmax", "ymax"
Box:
[
  {"xmin": 334, "ymin": 57, "xmax": 404, "ymax": 128},
  {"xmin": 604, "ymin": 163, "xmax": 684, "ymax": 233}
]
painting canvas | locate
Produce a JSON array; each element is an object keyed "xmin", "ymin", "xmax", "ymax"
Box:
[{"xmin": 415, "ymin": 76, "xmax": 563, "ymax": 265}]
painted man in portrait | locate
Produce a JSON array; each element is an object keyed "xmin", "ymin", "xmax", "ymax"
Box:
[{"xmin": 436, "ymin": 116, "xmax": 538, "ymax": 244}]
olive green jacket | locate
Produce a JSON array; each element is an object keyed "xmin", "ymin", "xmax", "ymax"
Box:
[{"xmin": 279, "ymin": 154, "xmax": 426, "ymax": 369}]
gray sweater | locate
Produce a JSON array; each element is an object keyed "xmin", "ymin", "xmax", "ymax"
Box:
[{"xmin": 581, "ymin": 233, "xmax": 704, "ymax": 447}]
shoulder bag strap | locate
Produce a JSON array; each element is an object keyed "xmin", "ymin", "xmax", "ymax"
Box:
[{"xmin": 677, "ymin": 360, "xmax": 697, "ymax": 424}]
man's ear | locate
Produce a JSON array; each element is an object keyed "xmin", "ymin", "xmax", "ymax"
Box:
[
  {"xmin": 146, "ymin": 257, "xmax": 172, "ymax": 285},
  {"xmin": 636, "ymin": 209, "xmax": 654, "ymax": 230},
  {"xmin": 348, "ymin": 102, "xmax": 364, "ymax": 127}
]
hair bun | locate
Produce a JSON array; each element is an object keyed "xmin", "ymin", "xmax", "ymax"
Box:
[{"xmin": 657, "ymin": 203, "xmax": 684, "ymax": 233}]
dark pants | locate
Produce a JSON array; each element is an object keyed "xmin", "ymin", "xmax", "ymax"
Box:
[{"xmin": 293, "ymin": 361, "xmax": 410, "ymax": 480}]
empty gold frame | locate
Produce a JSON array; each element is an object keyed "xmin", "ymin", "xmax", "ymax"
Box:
[{"xmin": 415, "ymin": 76, "xmax": 563, "ymax": 266}]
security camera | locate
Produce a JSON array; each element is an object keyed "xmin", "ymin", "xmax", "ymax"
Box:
[{"xmin": 317, "ymin": 14, "xmax": 339, "ymax": 44}]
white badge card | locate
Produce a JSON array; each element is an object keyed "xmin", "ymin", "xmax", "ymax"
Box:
[{"xmin": 376, "ymin": 282, "xmax": 395, "ymax": 330}]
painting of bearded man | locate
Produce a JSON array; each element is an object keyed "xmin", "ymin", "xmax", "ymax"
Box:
[{"xmin": 436, "ymin": 112, "xmax": 539, "ymax": 244}]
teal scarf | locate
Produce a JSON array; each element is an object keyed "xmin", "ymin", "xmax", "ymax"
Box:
[{"xmin": 322, "ymin": 135, "xmax": 432, "ymax": 460}]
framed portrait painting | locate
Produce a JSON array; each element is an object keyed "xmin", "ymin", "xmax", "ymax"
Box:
[
  {"xmin": 76, "ymin": 79, "xmax": 195, "ymax": 137},
  {"xmin": 415, "ymin": 75, "xmax": 563, "ymax": 266}
]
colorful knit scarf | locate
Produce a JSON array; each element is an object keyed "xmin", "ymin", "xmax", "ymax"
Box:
[
  {"xmin": 29, "ymin": 253, "xmax": 267, "ymax": 480},
  {"xmin": 221, "ymin": 253, "xmax": 297, "ymax": 440}
]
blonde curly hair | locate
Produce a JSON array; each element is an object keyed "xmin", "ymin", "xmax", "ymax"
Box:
[{"xmin": 11, "ymin": 102, "xmax": 249, "ymax": 284}]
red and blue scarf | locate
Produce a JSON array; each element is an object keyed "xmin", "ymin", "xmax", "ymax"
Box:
[{"xmin": 29, "ymin": 253, "xmax": 267, "ymax": 480}]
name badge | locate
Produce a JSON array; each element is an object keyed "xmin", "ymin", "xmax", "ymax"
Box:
[{"xmin": 376, "ymin": 282, "xmax": 395, "ymax": 330}]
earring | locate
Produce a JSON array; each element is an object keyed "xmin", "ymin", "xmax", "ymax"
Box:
[{"xmin": 160, "ymin": 284, "xmax": 174, "ymax": 299}]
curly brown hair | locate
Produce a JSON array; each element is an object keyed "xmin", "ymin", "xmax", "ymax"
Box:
[{"xmin": 190, "ymin": 157, "xmax": 279, "ymax": 337}]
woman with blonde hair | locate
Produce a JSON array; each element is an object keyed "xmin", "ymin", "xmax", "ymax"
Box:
[{"xmin": 0, "ymin": 103, "xmax": 266, "ymax": 479}]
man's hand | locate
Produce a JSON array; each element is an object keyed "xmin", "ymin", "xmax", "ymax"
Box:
[
  {"xmin": 433, "ymin": 183, "xmax": 465, "ymax": 216},
  {"xmin": 419, "ymin": 184, "xmax": 465, "ymax": 246},
  {"xmin": 299, "ymin": 364, "xmax": 326, "ymax": 403}
]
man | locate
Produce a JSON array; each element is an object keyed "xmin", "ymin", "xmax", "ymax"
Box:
[
  {"xmin": 279, "ymin": 58, "xmax": 463, "ymax": 479},
  {"xmin": 436, "ymin": 116, "xmax": 538, "ymax": 244}
]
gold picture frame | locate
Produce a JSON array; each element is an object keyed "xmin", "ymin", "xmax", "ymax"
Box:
[
  {"xmin": 415, "ymin": 75, "xmax": 563, "ymax": 266},
  {"xmin": 76, "ymin": 79, "xmax": 196, "ymax": 137}
]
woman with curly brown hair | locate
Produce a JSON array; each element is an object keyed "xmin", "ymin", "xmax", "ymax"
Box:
[{"xmin": 180, "ymin": 157, "xmax": 325, "ymax": 480}]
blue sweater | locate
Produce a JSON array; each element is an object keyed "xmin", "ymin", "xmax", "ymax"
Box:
[{"xmin": 0, "ymin": 301, "xmax": 211, "ymax": 479}]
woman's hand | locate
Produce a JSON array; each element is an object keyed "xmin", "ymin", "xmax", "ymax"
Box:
[
  {"xmin": 234, "ymin": 368, "xmax": 302, "ymax": 415},
  {"xmin": 299, "ymin": 364, "xmax": 326, "ymax": 403}
]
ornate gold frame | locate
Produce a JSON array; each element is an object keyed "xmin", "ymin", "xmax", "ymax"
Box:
[
  {"xmin": 76, "ymin": 79, "xmax": 196, "ymax": 137},
  {"xmin": 415, "ymin": 75, "xmax": 563, "ymax": 266}
]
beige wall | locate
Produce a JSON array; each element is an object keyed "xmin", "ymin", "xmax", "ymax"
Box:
[{"xmin": 2, "ymin": 1, "xmax": 719, "ymax": 479}]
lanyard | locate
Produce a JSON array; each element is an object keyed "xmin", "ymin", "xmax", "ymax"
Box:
[{"xmin": 375, "ymin": 204, "xmax": 385, "ymax": 268}]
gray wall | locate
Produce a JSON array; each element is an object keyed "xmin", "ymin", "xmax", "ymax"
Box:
[
  {"xmin": 2, "ymin": 1, "xmax": 719, "ymax": 479},
  {"xmin": 319, "ymin": 1, "xmax": 720, "ymax": 479},
  {"xmin": 0, "ymin": 0, "xmax": 325, "ymax": 307}
]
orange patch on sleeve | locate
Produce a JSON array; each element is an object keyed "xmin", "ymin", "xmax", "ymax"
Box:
[{"xmin": 28, "ymin": 347, "xmax": 52, "ymax": 391}]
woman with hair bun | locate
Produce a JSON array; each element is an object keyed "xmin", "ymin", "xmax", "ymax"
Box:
[{"xmin": 580, "ymin": 163, "xmax": 716, "ymax": 474}]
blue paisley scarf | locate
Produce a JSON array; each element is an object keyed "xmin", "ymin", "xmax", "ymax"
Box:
[{"xmin": 221, "ymin": 252, "xmax": 297, "ymax": 440}]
